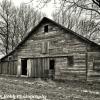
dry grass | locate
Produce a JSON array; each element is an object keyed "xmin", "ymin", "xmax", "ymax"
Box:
[{"xmin": 0, "ymin": 76, "xmax": 100, "ymax": 100}]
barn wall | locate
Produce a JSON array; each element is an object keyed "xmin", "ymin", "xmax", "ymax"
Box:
[
  {"xmin": 0, "ymin": 60, "xmax": 17, "ymax": 75},
  {"xmin": 0, "ymin": 51, "xmax": 18, "ymax": 76},
  {"xmin": 16, "ymin": 21, "xmax": 91, "ymax": 80},
  {"xmin": 85, "ymin": 52, "xmax": 100, "ymax": 81}
]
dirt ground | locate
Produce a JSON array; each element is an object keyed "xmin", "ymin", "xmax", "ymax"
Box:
[{"xmin": 0, "ymin": 76, "xmax": 100, "ymax": 100}]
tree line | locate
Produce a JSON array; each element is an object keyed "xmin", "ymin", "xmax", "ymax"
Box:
[
  {"xmin": 24, "ymin": 0, "xmax": 100, "ymax": 44},
  {"xmin": 52, "ymin": 0, "xmax": 100, "ymax": 43},
  {"xmin": 0, "ymin": 0, "xmax": 45, "ymax": 55}
]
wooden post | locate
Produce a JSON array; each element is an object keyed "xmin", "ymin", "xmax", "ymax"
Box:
[
  {"xmin": 85, "ymin": 43, "xmax": 88, "ymax": 81},
  {"xmin": 7, "ymin": 60, "xmax": 9, "ymax": 74},
  {"xmin": 86, "ymin": 52, "xmax": 88, "ymax": 81},
  {"xmin": 93, "ymin": 58, "xmax": 95, "ymax": 70},
  {"xmin": 17, "ymin": 58, "xmax": 21, "ymax": 77},
  {"xmin": 27, "ymin": 59, "xmax": 32, "ymax": 77},
  {"xmin": 0, "ymin": 63, "xmax": 1, "ymax": 74}
]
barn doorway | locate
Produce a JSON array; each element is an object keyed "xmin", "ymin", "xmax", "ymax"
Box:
[
  {"xmin": 49, "ymin": 59, "xmax": 55, "ymax": 79},
  {"xmin": 21, "ymin": 59, "xmax": 27, "ymax": 75},
  {"xmin": 50, "ymin": 59, "xmax": 55, "ymax": 70}
]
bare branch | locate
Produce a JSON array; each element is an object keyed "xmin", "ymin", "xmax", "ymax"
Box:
[
  {"xmin": 24, "ymin": 0, "xmax": 34, "ymax": 4},
  {"xmin": 92, "ymin": 0, "xmax": 100, "ymax": 7},
  {"xmin": 73, "ymin": 1, "xmax": 100, "ymax": 15}
]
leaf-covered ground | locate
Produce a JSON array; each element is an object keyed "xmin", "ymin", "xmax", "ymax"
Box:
[{"xmin": 0, "ymin": 75, "xmax": 100, "ymax": 100}]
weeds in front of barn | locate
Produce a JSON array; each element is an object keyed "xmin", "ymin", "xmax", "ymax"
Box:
[{"xmin": 0, "ymin": 76, "xmax": 100, "ymax": 100}]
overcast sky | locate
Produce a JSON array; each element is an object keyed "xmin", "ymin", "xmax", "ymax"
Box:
[{"xmin": 0, "ymin": 0, "xmax": 56, "ymax": 18}]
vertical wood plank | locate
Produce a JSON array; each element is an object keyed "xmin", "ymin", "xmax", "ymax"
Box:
[
  {"xmin": 32, "ymin": 59, "xmax": 35, "ymax": 77},
  {"xmin": 42, "ymin": 58, "xmax": 45, "ymax": 78},
  {"xmin": 27, "ymin": 59, "xmax": 32, "ymax": 77},
  {"xmin": 17, "ymin": 58, "xmax": 21, "ymax": 77},
  {"xmin": 0, "ymin": 63, "xmax": 1, "ymax": 74},
  {"xmin": 34, "ymin": 59, "xmax": 36, "ymax": 78},
  {"xmin": 40, "ymin": 58, "xmax": 43, "ymax": 77}
]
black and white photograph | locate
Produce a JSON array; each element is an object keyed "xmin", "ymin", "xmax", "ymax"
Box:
[{"xmin": 0, "ymin": 0, "xmax": 100, "ymax": 100}]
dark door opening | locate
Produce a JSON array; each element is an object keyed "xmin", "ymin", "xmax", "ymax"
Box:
[
  {"xmin": 50, "ymin": 60, "xmax": 55, "ymax": 70},
  {"xmin": 49, "ymin": 59, "xmax": 55, "ymax": 79},
  {"xmin": 21, "ymin": 59, "xmax": 27, "ymax": 75}
]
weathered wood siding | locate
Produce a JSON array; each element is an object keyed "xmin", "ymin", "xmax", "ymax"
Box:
[
  {"xmin": 0, "ymin": 20, "xmax": 100, "ymax": 81},
  {"xmin": 86, "ymin": 52, "xmax": 100, "ymax": 81},
  {"xmin": 0, "ymin": 52, "xmax": 18, "ymax": 75},
  {"xmin": 16, "ymin": 21, "xmax": 94, "ymax": 80},
  {"xmin": 30, "ymin": 58, "xmax": 49, "ymax": 78}
]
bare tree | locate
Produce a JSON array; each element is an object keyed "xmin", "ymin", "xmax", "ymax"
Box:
[
  {"xmin": 52, "ymin": 2, "xmax": 100, "ymax": 42},
  {"xmin": 0, "ymin": 0, "xmax": 14, "ymax": 54},
  {"xmin": 92, "ymin": 0, "xmax": 100, "ymax": 7},
  {"xmin": 52, "ymin": 9, "xmax": 79, "ymax": 30},
  {"xmin": 0, "ymin": 0, "xmax": 45, "ymax": 55},
  {"xmin": 17, "ymin": 4, "xmax": 45, "ymax": 39},
  {"xmin": 77, "ymin": 19, "xmax": 100, "ymax": 41}
]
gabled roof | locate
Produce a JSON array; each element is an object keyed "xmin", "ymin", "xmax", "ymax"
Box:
[{"xmin": 1, "ymin": 17, "xmax": 100, "ymax": 60}]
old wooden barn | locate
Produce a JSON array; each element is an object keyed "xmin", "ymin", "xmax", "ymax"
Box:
[{"xmin": 0, "ymin": 17, "xmax": 100, "ymax": 81}]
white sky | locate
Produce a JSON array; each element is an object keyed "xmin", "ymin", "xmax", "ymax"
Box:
[{"xmin": 0, "ymin": 0, "xmax": 56, "ymax": 19}]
